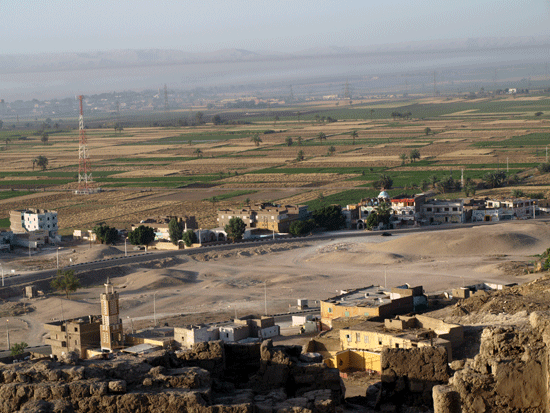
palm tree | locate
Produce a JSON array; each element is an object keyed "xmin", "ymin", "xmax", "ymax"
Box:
[
  {"xmin": 285, "ymin": 137, "xmax": 293, "ymax": 147},
  {"xmin": 32, "ymin": 158, "xmax": 38, "ymax": 171},
  {"xmin": 350, "ymin": 130, "xmax": 358, "ymax": 145},
  {"xmin": 193, "ymin": 148, "xmax": 203, "ymax": 158},
  {"xmin": 296, "ymin": 150, "xmax": 305, "ymax": 162},
  {"xmin": 297, "ymin": 136, "xmax": 302, "ymax": 146},
  {"xmin": 251, "ymin": 134, "xmax": 262, "ymax": 147},
  {"xmin": 424, "ymin": 127, "xmax": 432, "ymax": 135},
  {"xmin": 41, "ymin": 132, "xmax": 49, "ymax": 145},
  {"xmin": 317, "ymin": 132, "xmax": 327, "ymax": 142},
  {"xmin": 5, "ymin": 137, "xmax": 10, "ymax": 149},
  {"xmin": 399, "ymin": 153, "xmax": 407, "ymax": 165},
  {"xmin": 327, "ymin": 146, "xmax": 336, "ymax": 156},
  {"xmin": 430, "ymin": 175, "xmax": 439, "ymax": 189}
]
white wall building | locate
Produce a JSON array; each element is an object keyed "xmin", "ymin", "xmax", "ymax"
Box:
[
  {"xmin": 174, "ymin": 325, "xmax": 220, "ymax": 349},
  {"xmin": 10, "ymin": 209, "xmax": 58, "ymax": 239}
]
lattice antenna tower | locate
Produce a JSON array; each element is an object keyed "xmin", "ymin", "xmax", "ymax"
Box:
[{"xmin": 77, "ymin": 95, "xmax": 92, "ymax": 193}]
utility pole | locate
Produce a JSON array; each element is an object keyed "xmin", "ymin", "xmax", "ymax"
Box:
[
  {"xmin": 264, "ymin": 280, "xmax": 267, "ymax": 316},
  {"xmin": 507, "ymin": 157, "xmax": 509, "ymax": 173},
  {"xmin": 461, "ymin": 168, "xmax": 464, "ymax": 189},
  {"xmin": 384, "ymin": 267, "xmax": 387, "ymax": 289},
  {"xmin": 153, "ymin": 292, "xmax": 157, "ymax": 327},
  {"xmin": 164, "ymin": 84, "xmax": 168, "ymax": 113},
  {"xmin": 6, "ymin": 320, "xmax": 9, "ymax": 350},
  {"xmin": 433, "ymin": 71, "xmax": 437, "ymax": 97}
]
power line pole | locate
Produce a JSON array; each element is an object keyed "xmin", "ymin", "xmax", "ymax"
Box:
[
  {"xmin": 164, "ymin": 84, "xmax": 168, "ymax": 113},
  {"xmin": 433, "ymin": 71, "xmax": 437, "ymax": 97}
]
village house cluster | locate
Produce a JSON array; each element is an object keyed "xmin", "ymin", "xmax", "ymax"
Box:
[
  {"xmin": 343, "ymin": 191, "xmax": 541, "ymax": 229},
  {"xmin": 43, "ymin": 279, "xmax": 282, "ymax": 360}
]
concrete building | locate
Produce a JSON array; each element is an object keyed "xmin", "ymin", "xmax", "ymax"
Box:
[
  {"xmin": 420, "ymin": 199, "xmax": 464, "ymax": 224},
  {"xmin": 217, "ymin": 203, "xmax": 310, "ymax": 233},
  {"xmin": 100, "ymin": 278, "xmax": 123, "ymax": 351},
  {"xmin": 10, "ymin": 209, "xmax": 58, "ymax": 239},
  {"xmin": 174, "ymin": 324, "xmax": 220, "ymax": 349},
  {"xmin": 320, "ymin": 285, "xmax": 426, "ymax": 330},
  {"xmin": 235, "ymin": 315, "xmax": 280, "ymax": 339},
  {"xmin": 389, "ymin": 194, "xmax": 426, "ymax": 227},
  {"xmin": 126, "ymin": 327, "xmax": 174, "ymax": 349},
  {"xmin": 219, "ymin": 324, "xmax": 250, "ymax": 342},
  {"xmin": 44, "ymin": 315, "xmax": 102, "ymax": 359},
  {"xmin": 329, "ymin": 316, "xmax": 459, "ymax": 372}
]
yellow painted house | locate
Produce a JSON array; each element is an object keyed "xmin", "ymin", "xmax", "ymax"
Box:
[{"xmin": 322, "ymin": 315, "xmax": 461, "ymax": 373}]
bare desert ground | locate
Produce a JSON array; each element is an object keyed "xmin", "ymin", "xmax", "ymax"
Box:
[{"xmin": 2, "ymin": 219, "xmax": 547, "ymax": 348}]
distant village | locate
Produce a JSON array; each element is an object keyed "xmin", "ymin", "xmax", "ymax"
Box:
[
  {"xmin": 0, "ymin": 190, "xmax": 535, "ymax": 372},
  {"xmin": 0, "ymin": 191, "xmax": 545, "ymax": 253}
]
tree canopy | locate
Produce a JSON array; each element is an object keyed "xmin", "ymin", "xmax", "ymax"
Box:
[
  {"xmin": 182, "ymin": 229, "xmax": 197, "ymax": 247},
  {"xmin": 313, "ymin": 205, "xmax": 346, "ymax": 231},
  {"xmin": 92, "ymin": 223, "xmax": 118, "ymax": 245},
  {"xmin": 36, "ymin": 155, "xmax": 48, "ymax": 171},
  {"xmin": 10, "ymin": 342, "xmax": 28, "ymax": 357},
  {"xmin": 51, "ymin": 269, "xmax": 81, "ymax": 299},
  {"xmin": 251, "ymin": 134, "xmax": 262, "ymax": 146},
  {"xmin": 168, "ymin": 218, "xmax": 183, "ymax": 245},
  {"xmin": 373, "ymin": 174, "xmax": 393, "ymax": 190},
  {"xmin": 289, "ymin": 219, "xmax": 316, "ymax": 236},
  {"xmin": 225, "ymin": 217, "xmax": 246, "ymax": 242},
  {"xmin": 128, "ymin": 225, "xmax": 155, "ymax": 246}
]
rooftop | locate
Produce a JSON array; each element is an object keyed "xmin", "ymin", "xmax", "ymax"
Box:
[
  {"xmin": 343, "ymin": 321, "xmax": 447, "ymax": 345},
  {"xmin": 324, "ymin": 286, "xmax": 392, "ymax": 308}
]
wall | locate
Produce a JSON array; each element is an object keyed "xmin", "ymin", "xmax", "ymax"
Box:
[{"xmin": 415, "ymin": 315, "xmax": 464, "ymax": 346}]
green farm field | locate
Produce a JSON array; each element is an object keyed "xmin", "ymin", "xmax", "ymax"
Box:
[{"xmin": 1, "ymin": 95, "xmax": 550, "ymax": 231}]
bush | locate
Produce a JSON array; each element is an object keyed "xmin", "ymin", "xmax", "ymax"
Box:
[
  {"xmin": 181, "ymin": 230, "xmax": 197, "ymax": 247},
  {"xmin": 289, "ymin": 219, "xmax": 316, "ymax": 236}
]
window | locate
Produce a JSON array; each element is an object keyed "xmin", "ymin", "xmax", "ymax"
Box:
[
  {"xmin": 345, "ymin": 311, "xmax": 350, "ymax": 317},
  {"xmin": 328, "ymin": 307, "xmax": 332, "ymax": 313},
  {"xmin": 426, "ymin": 208, "xmax": 432, "ymax": 212},
  {"xmin": 74, "ymin": 327, "xmax": 78, "ymax": 332},
  {"xmin": 453, "ymin": 207, "xmax": 458, "ymax": 211},
  {"xmin": 364, "ymin": 336, "xmax": 369, "ymax": 343},
  {"xmin": 395, "ymin": 343, "xmax": 399, "ymax": 348},
  {"xmin": 356, "ymin": 333, "xmax": 360, "ymax": 342},
  {"xmin": 346, "ymin": 334, "xmax": 351, "ymax": 342},
  {"xmin": 444, "ymin": 208, "xmax": 449, "ymax": 212},
  {"xmin": 378, "ymin": 338, "xmax": 382, "ymax": 345}
]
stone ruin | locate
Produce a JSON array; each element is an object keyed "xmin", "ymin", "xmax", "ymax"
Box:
[
  {"xmin": 360, "ymin": 311, "xmax": 550, "ymax": 412},
  {"xmin": 0, "ymin": 339, "xmax": 344, "ymax": 413}
]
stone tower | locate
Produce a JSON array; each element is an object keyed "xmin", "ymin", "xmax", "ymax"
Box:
[{"xmin": 100, "ymin": 278, "xmax": 123, "ymax": 351}]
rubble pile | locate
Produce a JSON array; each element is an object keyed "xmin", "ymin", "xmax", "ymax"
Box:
[{"xmin": 0, "ymin": 340, "xmax": 344, "ymax": 413}]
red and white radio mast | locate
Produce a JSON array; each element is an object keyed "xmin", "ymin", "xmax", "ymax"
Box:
[{"xmin": 77, "ymin": 95, "xmax": 93, "ymax": 194}]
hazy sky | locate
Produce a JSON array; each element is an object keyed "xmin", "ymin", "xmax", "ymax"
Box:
[{"xmin": 2, "ymin": 0, "xmax": 549, "ymax": 55}]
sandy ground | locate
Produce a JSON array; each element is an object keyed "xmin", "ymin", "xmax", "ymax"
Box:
[
  {"xmin": 2, "ymin": 220, "xmax": 548, "ymax": 349},
  {"xmin": 0, "ymin": 221, "xmax": 546, "ymax": 403}
]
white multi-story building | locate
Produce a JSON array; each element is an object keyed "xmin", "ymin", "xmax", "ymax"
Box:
[
  {"xmin": 10, "ymin": 208, "xmax": 58, "ymax": 238},
  {"xmin": 420, "ymin": 199, "xmax": 464, "ymax": 224}
]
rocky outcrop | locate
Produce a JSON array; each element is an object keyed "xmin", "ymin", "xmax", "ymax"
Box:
[
  {"xmin": 449, "ymin": 324, "xmax": 547, "ymax": 413},
  {"xmin": 380, "ymin": 346, "xmax": 450, "ymax": 408},
  {"xmin": 0, "ymin": 340, "xmax": 343, "ymax": 413}
]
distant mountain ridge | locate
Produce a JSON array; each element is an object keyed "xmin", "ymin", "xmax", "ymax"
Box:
[{"xmin": 1, "ymin": 35, "xmax": 549, "ymax": 74}]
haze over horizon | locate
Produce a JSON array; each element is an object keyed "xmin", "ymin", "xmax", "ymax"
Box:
[
  {"xmin": 3, "ymin": 0, "xmax": 549, "ymax": 55},
  {"xmin": 1, "ymin": 1, "xmax": 549, "ymax": 102}
]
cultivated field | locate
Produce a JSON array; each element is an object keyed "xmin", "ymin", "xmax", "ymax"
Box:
[{"xmin": 1, "ymin": 95, "xmax": 550, "ymax": 232}]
